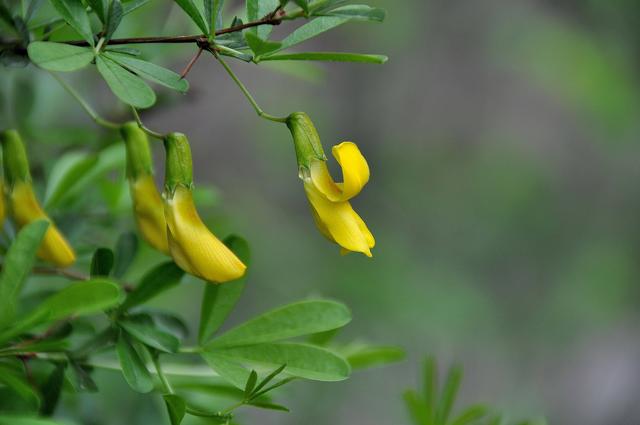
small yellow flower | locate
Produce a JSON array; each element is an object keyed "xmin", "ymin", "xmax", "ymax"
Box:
[
  {"xmin": 163, "ymin": 132, "xmax": 246, "ymax": 283},
  {"xmin": 287, "ymin": 113, "xmax": 375, "ymax": 257},
  {"xmin": 1, "ymin": 129, "xmax": 75, "ymax": 267},
  {"xmin": 121, "ymin": 122, "xmax": 169, "ymax": 254},
  {"xmin": 130, "ymin": 175, "xmax": 169, "ymax": 254},
  {"xmin": 10, "ymin": 182, "xmax": 76, "ymax": 267}
]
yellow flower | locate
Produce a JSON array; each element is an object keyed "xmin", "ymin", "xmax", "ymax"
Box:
[
  {"xmin": 1, "ymin": 129, "xmax": 75, "ymax": 267},
  {"xmin": 287, "ymin": 113, "xmax": 375, "ymax": 257},
  {"xmin": 163, "ymin": 132, "xmax": 246, "ymax": 283},
  {"xmin": 130, "ymin": 175, "xmax": 169, "ymax": 254},
  {"xmin": 121, "ymin": 122, "xmax": 169, "ymax": 254},
  {"xmin": 10, "ymin": 182, "xmax": 76, "ymax": 267}
]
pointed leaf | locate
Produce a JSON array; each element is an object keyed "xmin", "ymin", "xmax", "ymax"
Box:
[
  {"xmin": 113, "ymin": 232, "xmax": 138, "ymax": 278},
  {"xmin": 173, "ymin": 0, "xmax": 208, "ymax": 34},
  {"xmin": 345, "ymin": 345, "xmax": 405, "ymax": 369},
  {"xmin": 435, "ymin": 364, "xmax": 463, "ymax": 425},
  {"xmin": 90, "ymin": 247, "xmax": 114, "ymax": 277},
  {"xmin": 201, "ymin": 351, "xmax": 251, "ymax": 389},
  {"xmin": 103, "ymin": 51, "xmax": 189, "ymax": 92},
  {"xmin": 163, "ymin": 394, "xmax": 186, "ymax": 425},
  {"xmin": 250, "ymin": 363, "xmax": 286, "ymax": 396},
  {"xmin": 96, "ymin": 55, "xmax": 156, "ymax": 108},
  {"xmin": 119, "ymin": 318, "xmax": 180, "ymax": 353},
  {"xmin": 116, "ymin": 331, "xmax": 154, "ymax": 393},
  {"xmin": 104, "ymin": 0, "xmax": 123, "ymax": 41},
  {"xmin": 246, "ymin": 401, "xmax": 290, "ymax": 412},
  {"xmin": 424, "ymin": 356, "xmax": 437, "ymax": 417},
  {"xmin": 122, "ymin": 0, "xmax": 150, "ymax": 15},
  {"xmin": 40, "ymin": 363, "xmax": 66, "ymax": 415},
  {"xmin": 450, "ymin": 405, "xmax": 489, "ymax": 425},
  {"xmin": 44, "ymin": 151, "xmax": 99, "ymax": 208},
  {"xmin": 27, "ymin": 42, "xmax": 94, "ymax": 71},
  {"xmin": 198, "ymin": 235, "xmax": 250, "ymax": 344},
  {"xmin": 260, "ymin": 52, "xmax": 388, "ymax": 64},
  {"xmin": 0, "ymin": 220, "xmax": 49, "ymax": 328},
  {"xmin": 48, "ymin": 0, "xmax": 94, "ymax": 44},
  {"xmin": 211, "ymin": 342, "xmax": 351, "ymax": 381},
  {"xmin": 120, "ymin": 261, "xmax": 184, "ymax": 310},
  {"xmin": 244, "ymin": 370, "xmax": 258, "ymax": 397},
  {"xmin": 206, "ymin": 299, "xmax": 351, "ymax": 349},
  {"xmin": 319, "ymin": 4, "xmax": 385, "ymax": 22},
  {"xmin": 278, "ymin": 16, "xmax": 350, "ymax": 52},
  {"xmin": 244, "ymin": 32, "xmax": 281, "ymax": 58},
  {"xmin": 404, "ymin": 389, "xmax": 429, "ymax": 425},
  {"xmin": 86, "ymin": 0, "xmax": 107, "ymax": 22}
]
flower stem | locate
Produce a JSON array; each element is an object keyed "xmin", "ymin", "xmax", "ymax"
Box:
[
  {"xmin": 213, "ymin": 51, "xmax": 288, "ymax": 123},
  {"xmin": 152, "ymin": 354, "xmax": 174, "ymax": 394},
  {"xmin": 131, "ymin": 107, "xmax": 165, "ymax": 139},
  {"xmin": 50, "ymin": 73, "xmax": 121, "ymax": 130}
]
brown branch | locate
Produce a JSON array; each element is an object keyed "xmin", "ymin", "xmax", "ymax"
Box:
[{"xmin": 64, "ymin": 11, "xmax": 286, "ymax": 47}]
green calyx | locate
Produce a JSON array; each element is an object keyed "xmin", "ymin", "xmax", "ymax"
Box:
[
  {"xmin": 286, "ymin": 112, "xmax": 327, "ymax": 169},
  {"xmin": 163, "ymin": 132, "xmax": 194, "ymax": 194},
  {"xmin": 0, "ymin": 129, "xmax": 32, "ymax": 186},
  {"xmin": 121, "ymin": 122, "xmax": 154, "ymax": 180}
]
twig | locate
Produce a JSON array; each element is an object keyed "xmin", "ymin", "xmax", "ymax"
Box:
[
  {"xmin": 32, "ymin": 265, "xmax": 88, "ymax": 280},
  {"xmin": 64, "ymin": 12, "xmax": 285, "ymax": 47},
  {"xmin": 179, "ymin": 47, "xmax": 204, "ymax": 79}
]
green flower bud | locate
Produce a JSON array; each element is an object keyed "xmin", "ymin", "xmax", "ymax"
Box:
[
  {"xmin": 121, "ymin": 122, "xmax": 153, "ymax": 180},
  {"xmin": 163, "ymin": 132, "xmax": 193, "ymax": 194},
  {"xmin": 0, "ymin": 129, "xmax": 32, "ymax": 186},
  {"xmin": 286, "ymin": 112, "xmax": 326, "ymax": 170}
]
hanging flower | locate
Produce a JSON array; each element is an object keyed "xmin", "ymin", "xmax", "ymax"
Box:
[
  {"xmin": 162, "ymin": 132, "xmax": 246, "ymax": 283},
  {"xmin": 287, "ymin": 112, "xmax": 375, "ymax": 257},
  {"xmin": 121, "ymin": 122, "xmax": 169, "ymax": 254},
  {"xmin": 0, "ymin": 130, "xmax": 76, "ymax": 267}
]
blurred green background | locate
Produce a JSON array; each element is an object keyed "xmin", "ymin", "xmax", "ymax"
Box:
[{"xmin": 3, "ymin": 0, "xmax": 640, "ymax": 424}]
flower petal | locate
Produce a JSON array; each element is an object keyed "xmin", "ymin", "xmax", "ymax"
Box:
[
  {"xmin": 305, "ymin": 184, "xmax": 374, "ymax": 257},
  {"xmin": 10, "ymin": 182, "xmax": 75, "ymax": 267},
  {"xmin": 165, "ymin": 187, "xmax": 246, "ymax": 283},
  {"xmin": 131, "ymin": 175, "xmax": 169, "ymax": 254},
  {"xmin": 309, "ymin": 142, "xmax": 370, "ymax": 202}
]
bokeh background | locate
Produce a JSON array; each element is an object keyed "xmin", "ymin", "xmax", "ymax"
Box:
[{"xmin": 3, "ymin": 0, "xmax": 640, "ymax": 424}]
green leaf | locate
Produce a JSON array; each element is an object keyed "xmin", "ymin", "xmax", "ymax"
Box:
[
  {"xmin": 244, "ymin": 32, "xmax": 281, "ymax": 58},
  {"xmin": 201, "ymin": 352, "xmax": 251, "ymax": 389},
  {"xmin": 172, "ymin": 0, "xmax": 208, "ymax": 34},
  {"xmin": 211, "ymin": 342, "xmax": 351, "ymax": 381},
  {"xmin": 119, "ymin": 318, "xmax": 180, "ymax": 353},
  {"xmin": 345, "ymin": 345, "xmax": 405, "ymax": 369},
  {"xmin": 44, "ymin": 151, "xmax": 99, "ymax": 208},
  {"xmin": 103, "ymin": 51, "xmax": 189, "ymax": 92},
  {"xmin": 116, "ymin": 330, "xmax": 154, "ymax": 393},
  {"xmin": 424, "ymin": 356, "xmax": 437, "ymax": 418},
  {"xmin": 104, "ymin": 0, "xmax": 123, "ymax": 42},
  {"xmin": 319, "ymin": 4, "xmax": 385, "ymax": 22},
  {"xmin": 0, "ymin": 415, "xmax": 68, "ymax": 425},
  {"xmin": 86, "ymin": 0, "xmax": 107, "ymax": 22},
  {"xmin": 96, "ymin": 55, "xmax": 156, "ymax": 108},
  {"xmin": 39, "ymin": 363, "xmax": 66, "ymax": 415},
  {"xmin": 206, "ymin": 299, "xmax": 351, "ymax": 349},
  {"xmin": 205, "ymin": 0, "xmax": 223, "ymax": 35},
  {"xmin": 246, "ymin": 0, "xmax": 278, "ymax": 39},
  {"xmin": 163, "ymin": 394, "xmax": 186, "ymax": 425},
  {"xmin": 48, "ymin": 0, "xmax": 95, "ymax": 45},
  {"xmin": 403, "ymin": 389, "xmax": 429, "ymax": 425},
  {"xmin": 90, "ymin": 247, "xmax": 114, "ymax": 277},
  {"xmin": 277, "ymin": 15, "xmax": 349, "ymax": 52},
  {"xmin": 244, "ymin": 370, "xmax": 258, "ymax": 397},
  {"xmin": 260, "ymin": 52, "xmax": 388, "ymax": 64},
  {"xmin": 249, "ymin": 363, "xmax": 286, "ymax": 396},
  {"xmin": 435, "ymin": 364, "xmax": 463, "ymax": 425},
  {"xmin": 122, "ymin": 0, "xmax": 150, "ymax": 15},
  {"xmin": 0, "ymin": 220, "xmax": 49, "ymax": 328},
  {"xmin": 27, "ymin": 42, "xmax": 94, "ymax": 71},
  {"xmin": 0, "ymin": 364, "xmax": 40, "ymax": 409},
  {"xmin": 292, "ymin": 0, "xmax": 308, "ymax": 13},
  {"xmin": 246, "ymin": 401, "xmax": 290, "ymax": 412},
  {"xmin": 450, "ymin": 405, "xmax": 489, "ymax": 425},
  {"xmin": 120, "ymin": 261, "xmax": 184, "ymax": 311},
  {"xmin": 113, "ymin": 232, "xmax": 138, "ymax": 278},
  {"xmin": 68, "ymin": 359, "xmax": 98, "ymax": 392},
  {"xmin": 198, "ymin": 235, "xmax": 250, "ymax": 344}
]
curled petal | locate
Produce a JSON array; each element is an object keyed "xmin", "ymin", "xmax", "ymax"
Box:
[
  {"xmin": 305, "ymin": 183, "xmax": 375, "ymax": 257},
  {"xmin": 10, "ymin": 183, "xmax": 75, "ymax": 267},
  {"xmin": 130, "ymin": 175, "xmax": 169, "ymax": 254},
  {"xmin": 309, "ymin": 142, "xmax": 370, "ymax": 202},
  {"xmin": 164, "ymin": 186, "xmax": 246, "ymax": 283}
]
